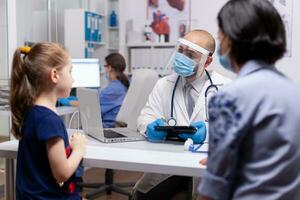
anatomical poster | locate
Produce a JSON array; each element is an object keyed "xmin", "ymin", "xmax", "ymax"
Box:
[{"xmin": 147, "ymin": 0, "xmax": 191, "ymax": 43}]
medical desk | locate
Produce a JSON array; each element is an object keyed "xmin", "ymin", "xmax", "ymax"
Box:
[{"xmin": 0, "ymin": 129, "xmax": 207, "ymax": 200}]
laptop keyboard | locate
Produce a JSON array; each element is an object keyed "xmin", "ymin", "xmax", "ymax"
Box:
[{"xmin": 104, "ymin": 130, "xmax": 126, "ymax": 138}]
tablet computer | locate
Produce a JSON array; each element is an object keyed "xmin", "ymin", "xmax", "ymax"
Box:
[{"xmin": 154, "ymin": 126, "xmax": 197, "ymax": 134}]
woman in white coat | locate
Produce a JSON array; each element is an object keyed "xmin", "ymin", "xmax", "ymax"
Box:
[{"xmin": 133, "ymin": 30, "xmax": 231, "ymax": 199}]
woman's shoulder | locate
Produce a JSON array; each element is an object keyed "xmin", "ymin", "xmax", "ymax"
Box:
[
  {"xmin": 110, "ymin": 79, "xmax": 125, "ymax": 87},
  {"xmin": 104, "ymin": 80, "xmax": 127, "ymax": 92}
]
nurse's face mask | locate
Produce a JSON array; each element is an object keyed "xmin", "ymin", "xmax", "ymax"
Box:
[{"xmin": 162, "ymin": 38, "xmax": 211, "ymax": 78}]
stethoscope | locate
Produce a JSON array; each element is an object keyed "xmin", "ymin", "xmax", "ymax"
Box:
[{"xmin": 167, "ymin": 69, "xmax": 218, "ymax": 126}]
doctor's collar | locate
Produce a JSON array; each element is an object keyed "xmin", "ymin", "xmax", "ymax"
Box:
[{"xmin": 182, "ymin": 73, "xmax": 206, "ymax": 93}]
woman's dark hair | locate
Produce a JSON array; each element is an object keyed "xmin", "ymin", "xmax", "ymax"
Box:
[
  {"xmin": 217, "ymin": 0, "xmax": 286, "ymax": 65},
  {"xmin": 105, "ymin": 53, "xmax": 129, "ymax": 88},
  {"xmin": 9, "ymin": 43, "xmax": 69, "ymax": 139}
]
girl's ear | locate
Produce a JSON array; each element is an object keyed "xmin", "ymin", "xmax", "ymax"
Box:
[{"xmin": 50, "ymin": 68, "xmax": 59, "ymax": 84}]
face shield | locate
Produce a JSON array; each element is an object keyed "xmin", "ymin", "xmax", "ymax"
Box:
[{"xmin": 162, "ymin": 38, "xmax": 211, "ymax": 78}]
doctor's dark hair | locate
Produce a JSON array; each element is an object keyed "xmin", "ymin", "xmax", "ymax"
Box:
[
  {"xmin": 217, "ymin": 0, "xmax": 286, "ymax": 65},
  {"xmin": 9, "ymin": 42, "xmax": 69, "ymax": 139},
  {"xmin": 105, "ymin": 53, "xmax": 129, "ymax": 88}
]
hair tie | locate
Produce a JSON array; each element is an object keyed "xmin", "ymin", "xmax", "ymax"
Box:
[{"xmin": 20, "ymin": 46, "xmax": 31, "ymax": 55}]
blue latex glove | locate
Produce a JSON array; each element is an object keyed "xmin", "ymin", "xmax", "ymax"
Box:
[
  {"xmin": 146, "ymin": 119, "xmax": 167, "ymax": 142},
  {"xmin": 178, "ymin": 121, "xmax": 206, "ymax": 144}
]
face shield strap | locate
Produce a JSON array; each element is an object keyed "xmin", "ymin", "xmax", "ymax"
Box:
[{"xmin": 178, "ymin": 38, "xmax": 211, "ymax": 56}]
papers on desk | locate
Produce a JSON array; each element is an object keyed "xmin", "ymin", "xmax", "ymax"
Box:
[
  {"xmin": 0, "ymin": 85, "xmax": 9, "ymax": 108},
  {"xmin": 185, "ymin": 143, "xmax": 208, "ymax": 153},
  {"xmin": 0, "ymin": 105, "xmax": 9, "ymax": 111}
]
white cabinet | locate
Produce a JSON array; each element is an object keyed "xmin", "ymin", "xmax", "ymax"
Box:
[
  {"xmin": 127, "ymin": 43, "xmax": 175, "ymax": 75},
  {"xmin": 64, "ymin": 9, "xmax": 105, "ymax": 58},
  {"xmin": 63, "ymin": 1, "xmax": 122, "ymax": 57}
]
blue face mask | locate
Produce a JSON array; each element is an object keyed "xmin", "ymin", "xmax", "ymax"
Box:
[
  {"xmin": 173, "ymin": 52, "xmax": 196, "ymax": 77},
  {"xmin": 217, "ymin": 46, "xmax": 234, "ymax": 72}
]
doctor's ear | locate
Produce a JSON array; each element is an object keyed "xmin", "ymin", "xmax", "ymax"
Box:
[{"xmin": 204, "ymin": 56, "xmax": 213, "ymax": 68}]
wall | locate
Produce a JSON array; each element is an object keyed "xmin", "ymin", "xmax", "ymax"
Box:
[
  {"xmin": 276, "ymin": 0, "xmax": 300, "ymax": 84},
  {"xmin": 0, "ymin": 0, "xmax": 9, "ymax": 136},
  {"xmin": 121, "ymin": 0, "xmax": 300, "ymax": 84},
  {"xmin": 16, "ymin": 0, "xmax": 83, "ymax": 45},
  {"xmin": 16, "ymin": 0, "xmax": 48, "ymax": 46},
  {"xmin": 56, "ymin": 0, "xmax": 84, "ymax": 44},
  {"xmin": 0, "ymin": 0, "xmax": 8, "ymax": 80}
]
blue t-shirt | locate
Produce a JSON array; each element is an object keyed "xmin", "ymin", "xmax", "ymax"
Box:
[
  {"xmin": 100, "ymin": 80, "xmax": 128, "ymax": 128},
  {"xmin": 16, "ymin": 105, "xmax": 80, "ymax": 200}
]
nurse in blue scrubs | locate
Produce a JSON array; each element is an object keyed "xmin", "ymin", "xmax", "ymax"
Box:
[{"xmin": 100, "ymin": 53, "xmax": 129, "ymax": 128}]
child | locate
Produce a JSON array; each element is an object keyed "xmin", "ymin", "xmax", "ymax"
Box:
[{"xmin": 9, "ymin": 43, "xmax": 87, "ymax": 199}]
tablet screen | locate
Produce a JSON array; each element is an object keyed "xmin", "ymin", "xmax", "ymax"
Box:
[{"xmin": 154, "ymin": 126, "xmax": 196, "ymax": 134}]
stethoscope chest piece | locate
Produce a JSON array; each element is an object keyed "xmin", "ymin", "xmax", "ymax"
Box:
[{"xmin": 167, "ymin": 117, "xmax": 177, "ymax": 126}]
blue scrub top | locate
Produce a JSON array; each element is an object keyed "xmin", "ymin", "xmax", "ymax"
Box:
[
  {"xmin": 198, "ymin": 60, "xmax": 300, "ymax": 200},
  {"xmin": 16, "ymin": 105, "xmax": 80, "ymax": 199},
  {"xmin": 100, "ymin": 80, "xmax": 128, "ymax": 128}
]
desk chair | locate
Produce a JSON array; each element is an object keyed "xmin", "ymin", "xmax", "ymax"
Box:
[
  {"xmin": 79, "ymin": 69, "xmax": 159, "ymax": 199},
  {"xmin": 116, "ymin": 69, "xmax": 159, "ymax": 130}
]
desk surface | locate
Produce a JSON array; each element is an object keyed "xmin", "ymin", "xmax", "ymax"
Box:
[{"xmin": 0, "ymin": 129, "xmax": 207, "ymax": 177}]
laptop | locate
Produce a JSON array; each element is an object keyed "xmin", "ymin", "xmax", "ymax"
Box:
[{"xmin": 77, "ymin": 88, "xmax": 145, "ymax": 143}]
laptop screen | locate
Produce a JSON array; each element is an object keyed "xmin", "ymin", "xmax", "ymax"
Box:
[
  {"xmin": 77, "ymin": 88, "xmax": 104, "ymax": 138},
  {"xmin": 77, "ymin": 88, "xmax": 126, "ymax": 139},
  {"xmin": 77, "ymin": 88, "xmax": 142, "ymax": 142},
  {"xmin": 72, "ymin": 59, "xmax": 100, "ymax": 88}
]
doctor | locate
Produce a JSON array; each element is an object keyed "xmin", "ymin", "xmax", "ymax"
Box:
[{"xmin": 133, "ymin": 30, "xmax": 231, "ymax": 199}]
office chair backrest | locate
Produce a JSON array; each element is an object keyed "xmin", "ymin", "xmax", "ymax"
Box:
[{"xmin": 116, "ymin": 69, "xmax": 159, "ymax": 130}]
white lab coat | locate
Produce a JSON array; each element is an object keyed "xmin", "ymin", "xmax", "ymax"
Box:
[{"xmin": 135, "ymin": 70, "xmax": 232, "ymax": 194}]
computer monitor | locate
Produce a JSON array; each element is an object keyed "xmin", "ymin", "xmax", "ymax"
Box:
[{"xmin": 71, "ymin": 58, "xmax": 100, "ymax": 88}]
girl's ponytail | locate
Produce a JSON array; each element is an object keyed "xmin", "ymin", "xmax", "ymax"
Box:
[
  {"xmin": 9, "ymin": 43, "xmax": 69, "ymax": 139},
  {"xmin": 9, "ymin": 47, "xmax": 34, "ymax": 139}
]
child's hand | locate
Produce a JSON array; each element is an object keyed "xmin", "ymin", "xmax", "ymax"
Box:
[
  {"xmin": 199, "ymin": 157, "xmax": 207, "ymax": 166},
  {"xmin": 70, "ymin": 133, "xmax": 87, "ymax": 157}
]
